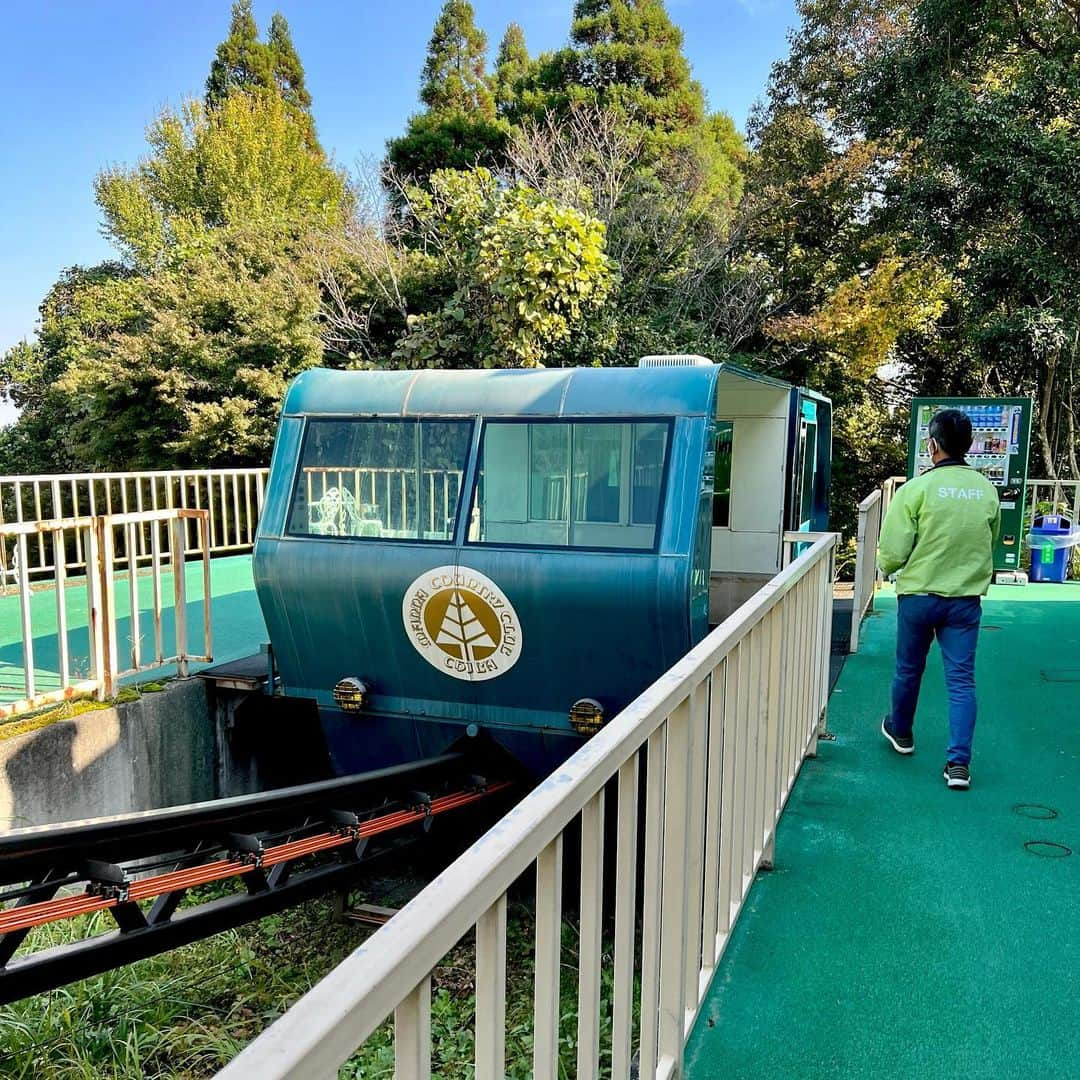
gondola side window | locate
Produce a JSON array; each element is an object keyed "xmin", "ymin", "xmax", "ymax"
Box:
[
  {"xmin": 713, "ymin": 421, "xmax": 734, "ymax": 527},
  {"xmin": 469, "ymin": 420, "xmax": 670, "ymax": 550},
  {"xmin": 287, "ymin": 419, "xmax": 473, "ymax": 541}
]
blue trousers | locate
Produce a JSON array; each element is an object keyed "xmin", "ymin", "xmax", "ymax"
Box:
[{"xmin": 890, "ymin": 595, "xmax": 982, "ymax": 765}]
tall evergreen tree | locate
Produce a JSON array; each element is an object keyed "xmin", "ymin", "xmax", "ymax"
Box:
[
  {"xmin": 206, "ymin": 1, "xmax": 272, "ymax": 108},
  {"xmin": 419, "ymin": 0, "xmax": 495, "ymax": 118},
  {"xmin": 493, "ymin": 23, "xmax": 530, "ymax": 121},
  {"xmin": 386, "ymin": 0, "xmax": 507, "ymax": 185},
  {"xmin": 268, "ymin": 11, "xmax": 312, "ymax": 112},
  {"xmin": 558, "ymin": 0, "xmax": 706, "ymax": 135},
  {"xmin": 206, "ymin": 2, "xmax": 313, "ymax": 122}
]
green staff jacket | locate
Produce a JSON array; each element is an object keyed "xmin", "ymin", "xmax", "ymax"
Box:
[{"xmin": 878, "ymin": 463, "xmax": 1001, "ymax": 596}]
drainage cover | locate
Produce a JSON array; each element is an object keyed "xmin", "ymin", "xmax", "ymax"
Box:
[
  {"xmin": 1013, "ymin": 804, "xmax": 1059, "ymax": 820},
  {"xmin": 1023, "ymin": 841, "xmax": 1072, "ymax": 858},
  {"xmin": 1040, "ymin": 669, "xmax": 1080, "ymax": 682}
]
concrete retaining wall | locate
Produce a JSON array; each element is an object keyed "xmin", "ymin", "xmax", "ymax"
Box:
[{"xmin": 0, "ymin": 679, "xmax": 216, "ymax": 830}]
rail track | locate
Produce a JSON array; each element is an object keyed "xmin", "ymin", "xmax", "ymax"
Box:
[{"xmin": 0, "ymin": 751, "xmax": 513, "ymax": 1003}]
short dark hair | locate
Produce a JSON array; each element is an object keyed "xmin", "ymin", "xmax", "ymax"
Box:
[{"xmin": 928, "ymin": 409, "xmax": 973, "ymax": 459}]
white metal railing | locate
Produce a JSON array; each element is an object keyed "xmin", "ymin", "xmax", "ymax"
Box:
[
  {"xmin": 881, "ymin": 474, "xmax": 906, "ymax": 517},
  {"xmin": 1027, "ymin": 480, "xmax": 1079, "ymax": 577},
  {"xmin": 849, "ymin": 489, "xmax": 884, "ymax": 653},
  {"xmin": 216, "ymin": 533, "xmax": 838, "ymax": 1080},
  {"xmin": 0, "ymin": 469, "xmax": 266, "ymax": 582},
  {"xmin": 0, "ymin": 508, "xmax": 212, "ymax": 718},
  {"xmin": 301, "ymin": 466, "xmax": 463, "ymax": 536}
]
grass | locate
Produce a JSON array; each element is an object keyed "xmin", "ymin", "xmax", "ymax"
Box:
[
  {"xmin": 0, "ymin": 869, "xmax": 635, "ymax": 1079},
  {"xmin": 0, "ymin": 680, "xmax": 169, "ymax": 744},
  {"xmin": 0, "ymin": 894, "xmax": 361, "ymax": 1079}
]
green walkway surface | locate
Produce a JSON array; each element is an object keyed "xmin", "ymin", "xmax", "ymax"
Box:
[
  {"xmin": 0, "ymin": 555, "xmax": 265, "ymax": 707},
  {"xmin": 686, "ymin": 584, "xmax": 1079, "ymax": 1080}
]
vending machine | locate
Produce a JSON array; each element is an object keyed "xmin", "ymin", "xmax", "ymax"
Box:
[{"xmin": 907, "ymin": 396, "xmax": 1033, "ymax": 573}]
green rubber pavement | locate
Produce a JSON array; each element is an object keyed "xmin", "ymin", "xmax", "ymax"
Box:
[
  {"xmin": 0, "ymin": 555, "xmax": 266, "ymax": 706},
  {"xmin": 685, "ymin": 583, "xmax": 1080, "ymax": 1080}
]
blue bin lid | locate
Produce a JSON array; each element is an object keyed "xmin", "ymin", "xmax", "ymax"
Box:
[{"xmin": 1032, "ymin": 515, "xmax": 1071, "ymax": 532}]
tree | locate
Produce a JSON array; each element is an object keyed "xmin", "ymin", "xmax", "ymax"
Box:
[
  {"xmin": 328, "ymin": 167, "xmax": 615, "ymax": 370},
  {"xmin": 386, "ymin": 1, "xmax": 508, "ymax": 185},
  {"xmin": 547, "ymin": 1, "xmax": 706, "ymax": 140},
  {"xmin": 493, "ymin": 23, "xmax": 530, "ymax": 121},
  {"xmin": 1, "ymin": 73, "xmax": 347, "ymax": 472},
  {"xmin": 528, "ymin": 2, "xmax": 744, "ymax": 229},
  {"xmin": 268, "ymin": 12, "xmax": 312, "ymax": 112},
  {"xmin": 386, "ymin": 110, "xmax": 509, "ymax": 185},
  {"xmin": 206, "ymin": 2, "xmax": 313, "ymax": 120},
  {"xmin": 419, "ymin": 0, "xmax": 494, "ymax": 117},
  {"xmin": 0, "ymin": 265, "xmax": 136, "ymax": 472},
  {"xmin": 856, "ymin": 0, "xmax": 1080, "ymax": 477},
  {"xmin": 206, "ymin": 1, "xmax": 268, "ymax": 108},
  {"xmin": 748, "ymin": 0, "xmax": 1080, "ymax": 481},
  {"xmin": 95, "ymin": 92, "xmax": 345, "ymax": 270},
  {"xmin": 56, "ymin": 224, "xmax": 326, "ymax": 467}
]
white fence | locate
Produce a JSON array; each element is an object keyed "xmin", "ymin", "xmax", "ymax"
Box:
[
  {"xmin": 0, "ymin": 508, "xmax": 213, "ymax": 718},
  {"xmin": 300, "ymin": 466, "xmax": 463, "ymax": 537},
  {"xmin": 1028, "ymin": 479, "xmax": 1079, "ymax": 523},
  {"xmin": 849, "ymin": 488, "xmax": 885, "ymax": 654},
  {"xmin": 849, "ymin": 476, "xmax": 1079, "ymax": 651},
  {"xmin": 216, "ymin": 532, "xmax": 838, "ymax": 1080},
  {"xmin": 0, "ymin": 469, "xmax": 266, "ymax": 582}
]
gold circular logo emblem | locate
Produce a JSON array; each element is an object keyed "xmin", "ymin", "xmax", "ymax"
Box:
[{"xmin": 402, "ymin": 566, "xmax": 522, "ymax": 681}]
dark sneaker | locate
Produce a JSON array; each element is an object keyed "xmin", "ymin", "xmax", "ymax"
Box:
[
  {"xmin": 881, "ymin": 717, "xmax": 914, "ymax": 755},
  {"xmin": 943, "ymin": 762, "xmax": 971, "ymax": 790}
]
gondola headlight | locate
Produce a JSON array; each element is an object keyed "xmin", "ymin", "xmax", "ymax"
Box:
[
  {"xmin": 333, "ymin": 677, "xmax": 369, "ymax": 714},
  {"xmin": 569, "ymin": 698, "xmax": 605, "ymax": 736}
]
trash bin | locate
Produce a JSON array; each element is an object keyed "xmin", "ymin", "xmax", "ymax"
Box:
[{"xmin": 1028, "ymin": 515, "xmax": 1072, "ymax": 583}]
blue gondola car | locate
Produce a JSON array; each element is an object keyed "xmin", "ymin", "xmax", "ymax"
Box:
[{"xmin": 253, "ymin": 360, "xmax": 830, "ymax": 777}]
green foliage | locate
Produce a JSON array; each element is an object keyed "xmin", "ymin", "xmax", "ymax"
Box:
[
  {"xmin": 746, "ymin": 0, "xmax": 1080, "ymax": 491},
  {"xmin": 56, "ymin": 223, "xmax": 326, "ymax": 467},
  {"xmin": 1, "ymin": 82, "xmax": 345, "ymax": 472},
  {"xmin": 857, "ymin": 0, "xmax": 1080, "ymax": 477},
  {"xmin": 386, "ymin": 1, "xmax": 508, "ymax": 186},
  {"xmin": 768, "ymin": 252, "xmax": 953, "ymax": 379},
  {"xmin": 386, "ymin": 111, "xmax": 510, "ymax": 185},
  {"xmin": 419, "ymin": 1, "xmax": 494, "ymax": 117},
  {"xmin": 394, "ymin": 169, "xmax": 615, "ymax": 368},
  {"xmin": 542, "ymin": 1, "xmax": 706, "ymax": 143},
  {"xmin": 95, "ymin": 93, "xmax": 345, "ymax": 270},
  {"xmin": 206, "ymin": 1, "xmax": 311, "ymax": 115},
  {"xmin": 493, "ymin": 23, "xmax": 530, "ymax": 121},
  {"xmin": 267, "ymin": 12, "xmax": 312, "ymax": 112}
]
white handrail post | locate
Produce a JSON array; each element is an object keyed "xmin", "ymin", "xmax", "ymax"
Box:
[
  {"xmin": 200, "ymin": 512, "xmax": 213, "ymax": 661},
  {"xmin": 657, "ymin": 698, "xmax": 691, "ymax": 1074},
  {"xmin": 638, "ymin": 725, "xmax": 667, "ymax": 1078},
  {"xmin": 611, "ymin": 754, "xmax": 639, "ymax": 1080},
  {"xmin": 682, "ymin": 680, "xmax": 709, "ymax": 1022},
  {"xmin": 532, "ymin": 835, "xmax": 563, "ymax": 1080},
  {"xmin": 761, "ymin": 608, "xmax": 783, "ymax": 870},
  {"xmin": 54, "ymin": 527, "xmax": 70, "ymax": 689},
  {"xmin": 394, "ymin": 976, "xmax": 432, "ymax": 1080},
  {"xmin": 93, "ymin": 516, "xmax": 119, "ymax": 700},
  {"xmin": 16, "ymin": 533, "xmax": 34, "ymax": 700},
  {"xmin": 171, "ymin": 514, "xmax": 189, "ymax": 676},
  {"xmin": 475, "ymin": 894, "xmax": 507, "ymax": 1080},
  {"xmin": 576, "ymin": 790, "xmax": 605, "ymax": 1079}
]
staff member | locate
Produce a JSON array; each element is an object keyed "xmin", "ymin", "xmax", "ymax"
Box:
[{"xmin": 878, "ymin": 409, "xmax": 1001, "ymax": 790}]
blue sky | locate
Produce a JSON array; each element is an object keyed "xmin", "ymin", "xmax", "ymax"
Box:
[{"xmin": 0, "ymin": 0, "xmax": 798, "ymax": 358}]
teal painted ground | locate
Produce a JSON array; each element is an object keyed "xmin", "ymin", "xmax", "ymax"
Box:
[
  {"xmin": 0, "ymin": 555, "xmax": 266, "ymax": 706},
  {"xmin": 686, "ymin": 583, "xmax": 1080, "ymax": 1080}
]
